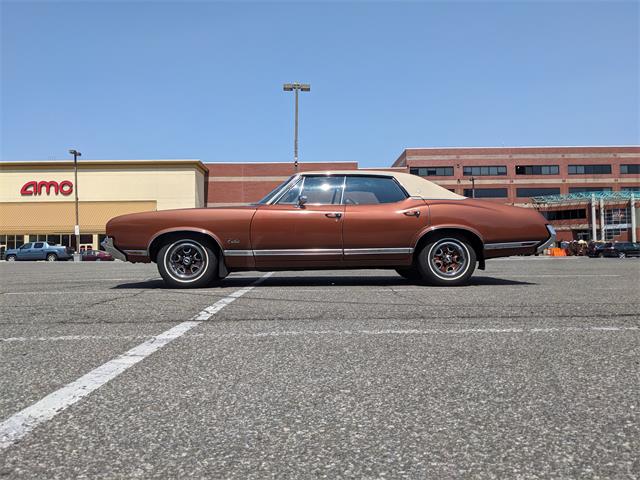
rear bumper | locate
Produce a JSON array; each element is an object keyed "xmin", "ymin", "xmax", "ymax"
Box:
[
  {"xmin": 536, "ymin": 225, "xmax": 557, "ymax": 254},
  {"xmin": 101, "ymin": 236, "xmax": 127, "ymax": 262}
]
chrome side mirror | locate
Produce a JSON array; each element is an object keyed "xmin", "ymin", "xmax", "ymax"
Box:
[{"xmin": 296, "ymin": 195, "xmax": 308, "ymax": 208}]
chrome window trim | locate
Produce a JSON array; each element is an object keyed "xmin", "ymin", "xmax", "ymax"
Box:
[
  {"xmin": 267, "ymin": 175, "xmax": 302, "ymax": 205},
  {"xmin": 484, "ymin": 241, "xmax": 539, "ymax": 250},
  {"xmin": 344, "ymin": 247, "xmax": 414, "ymax": 255}
]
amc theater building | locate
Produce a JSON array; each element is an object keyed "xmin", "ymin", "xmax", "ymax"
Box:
[{"xmin": 0, "ymin": 160, "xmax": 206, "ymax": 252}]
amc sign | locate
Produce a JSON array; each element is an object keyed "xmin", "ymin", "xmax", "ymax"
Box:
[{"xmin": 21, "ymin": 180, "xmax": 74, "ymax": 196}]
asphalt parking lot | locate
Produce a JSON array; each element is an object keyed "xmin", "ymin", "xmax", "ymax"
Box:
[{"xmin": 0, "ymin": 258, "xmax": 639, "ymax": 479}]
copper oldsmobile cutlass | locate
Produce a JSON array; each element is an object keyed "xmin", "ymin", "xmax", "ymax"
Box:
[{"xmin": 103, "ymin": 171, "xmax": 555, "ymax": 288}]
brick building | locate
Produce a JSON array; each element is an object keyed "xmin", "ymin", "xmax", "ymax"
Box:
[{"xmin": 391, "ymin": 146, "xmax": 639, "ymax": 242}]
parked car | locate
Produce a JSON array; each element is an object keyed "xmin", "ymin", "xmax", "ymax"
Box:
[
  {"xmin": 601, "ymin": 242, "xmax": 640, "ymax": 258},
  {"xmin": 587, "ymin": 242, "xmax": 612, "ymax": 258},
  {"xmin": 104, "ymin": 170, "xmax": 555, "ymax": 288},
  {"xmin": 81, "ymin": 249, "xmax": 114, "ymax": 261},
  {"xmin": 4, "ymin": 241, "xmax": 73, "ymax": 262}
]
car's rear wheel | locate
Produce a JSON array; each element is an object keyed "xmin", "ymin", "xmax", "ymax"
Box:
[
  {"xmin": 46, "ymin": 253, "xmax": 57, "ymax": 262},
  {"xmin": 6, "ymin": 255, "xmax": 16, "ymax": 262},
  {"xmin": 618, "ymin": 251, "xmax": 626, "ymax": 258},
  {"xmin": 157, "ymin": 238, "xmax": 219, "ymax": 288},
  {"xmin": 395, "ymin": 267, "xmax": 422, "ymax": 281},
  {"xmin": 416, "ymin": 235, "xmax": 476, "ymax": 286}
]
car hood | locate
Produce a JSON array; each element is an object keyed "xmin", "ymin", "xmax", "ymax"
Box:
[{"xmin": 5, "ymin": 249, "xmax": 18, "ymax": 255}]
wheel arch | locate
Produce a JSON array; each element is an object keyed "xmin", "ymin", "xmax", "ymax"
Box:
[
  {"xmin": 414, "ymin": 226, "xmax": 485, "ymax": 270},
  {"xmin": 148, "ymin": 228, "xmax": 229, "ymax": 277}
]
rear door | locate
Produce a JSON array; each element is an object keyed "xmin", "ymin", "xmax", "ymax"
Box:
[
  {"xmin": 251, "ymin": 175, "xmax": 345, "ymax": 268},
  {"xmin": 341, "ymin": 176, "xmax": 428, "ymax": 262},
  {"xmin": 31, "ymin": 242, "xmax": 46, "ymax": 260}
]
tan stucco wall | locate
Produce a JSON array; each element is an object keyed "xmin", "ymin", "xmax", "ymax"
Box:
[
  {"xmin": 0, "ymin": 160, "xmax": 206, "ymax": 210},
  {"xmin": 0, "ymin": 201, "xmax": 157, "ymax": 234}
]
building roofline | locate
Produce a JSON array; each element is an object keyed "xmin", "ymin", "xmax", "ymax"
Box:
[
  {"xmin": 0, "ymin": 159, "xmax": 208, "ymax": 174},
  {"xmin": 401, "ymin": 145, "xmax": 640, "ymax": 150},
  {"xmin": 203, "ymin": 160, "xmax": 358, "ymax": 165}
]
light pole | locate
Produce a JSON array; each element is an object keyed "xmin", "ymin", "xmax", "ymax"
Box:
[
  {"xmin": 470, "ymin": 177, "xmax": 476, "ymax": 198},
  {"xmin": 283, "ymin": 82, "xmax": 310, "ymax": 170},
  {"xmin": 69, "ymin": 149, "xmax": 81, "ymax": 258}
]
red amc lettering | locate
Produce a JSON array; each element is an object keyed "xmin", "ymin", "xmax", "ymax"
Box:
[
  {"xmin": 20, "ymin": 181, "xmax": 38, "ymax": 196},
  {"xmin": 59, "ymin": 181, "xmax": 73, "ymax": 196},
  {"xmin": 20, "ymin": 180, "xmax": 74, "ymax": 196},
  {"xmin": 38, "ymin": 181, "xmax": 59, "ymax": 195}
]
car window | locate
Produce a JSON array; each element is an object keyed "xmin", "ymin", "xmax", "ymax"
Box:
[
  {"xmin": 20, "ymin": 243, "xmax": 32, "ymax": 250},
  {"xmin": 343, "ymin": 176, "xmax": 408, "ymax": 205},
  {"xmin": 33, "ymin": 243, "xmax": 44, "ymax": 249},
  {"xmin": 277, "ymin": 176, "xmax": 344, "ymax": 205}
]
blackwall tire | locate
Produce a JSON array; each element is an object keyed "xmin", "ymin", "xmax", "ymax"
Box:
[
  {"xmin": 46, "ymin": 253, "xmax": 57, "ymax": 262},
  {"xmin": 6, "ymin": 255, "xmax": 16, "ymax": 262},
  {"xmin": 416, "ymin": 236, "xmax": 476, "ymax": 286},
  {"xmin": 157, "ymin": 238, "xmax": 218, "ymax": 289},
  {"xmin": 395, "ymin": 267, "xmax": 422, "ymax": 282}
]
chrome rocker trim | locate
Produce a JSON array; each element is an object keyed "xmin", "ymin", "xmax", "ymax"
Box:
[
  {"xmin": 254, "ymin": 249, "xmax": 343, "ymax": 256},
  {"xmin": 101, "ymin": 236, "xmax": 127, "ymax": 262},
  {"xmin": 484, "ymin": 241, "xmax": 539, "ymax": 250},
  {"xmin": 343, "ymin": 248, "xmax": 414, "ymax": 255},
  {"xmin": 222, "ymin": 247, "xmax": 414, "ymax": 257}
]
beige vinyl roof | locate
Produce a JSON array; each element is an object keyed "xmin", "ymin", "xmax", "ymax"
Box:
[{"xmin": 300, "ymin": 170, "xmax": 466, "ymax": 200}]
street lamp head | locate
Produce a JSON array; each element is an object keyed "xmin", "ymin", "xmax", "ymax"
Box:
[
  {"xmin": 283, "ymin": 83, "xmax": 311, "ymax": 92},
  {"xmin": 69, "ymin": 149, "xmax": 81, "ymax": 157}
]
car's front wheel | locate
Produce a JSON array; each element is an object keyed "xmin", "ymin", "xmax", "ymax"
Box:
[
  {"xmin": 157, "ymin": 238, "xmax": 219, "ymax": 288},
  {"xmin": 416, "ymin": 236, "xmax": 476, "ymax": 286},
  {"xmin": 618, "ymin": 251, "xmax": 626, "ymax": 258},
  {"xmin": 6, "ymin": 255, "xmax": 16, "ymax": 262}
]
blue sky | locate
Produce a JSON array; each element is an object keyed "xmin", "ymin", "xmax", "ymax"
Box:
[{"xmin": 1, "ymin": 1, "xmax": 638, "ymax": 167}]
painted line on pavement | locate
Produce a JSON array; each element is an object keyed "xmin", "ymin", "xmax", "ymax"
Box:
[
  {"xmin": 2, "ymin": 324, "xmax": 638, "ymax": 343},
  {"xmin": 0, "ymin": 272, "xmax": 273, "ymax": 450}
]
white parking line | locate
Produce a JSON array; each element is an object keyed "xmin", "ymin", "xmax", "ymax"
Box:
[
  {"xmin": 2, "ymin": 324, "xmax": 638, "ymax": 343},
  {"xmin": 0, "ymin": 272, "xmax": 273, "ymax": 450}
]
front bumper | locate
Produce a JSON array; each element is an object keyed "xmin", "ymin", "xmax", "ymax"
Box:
[
  {"xmin": 101, "ymin": 236, "xmax": 127, "ymax": 262},
  {"xmin": 536, "ymin": 225, "xmax": 557, "ymax": 254}
]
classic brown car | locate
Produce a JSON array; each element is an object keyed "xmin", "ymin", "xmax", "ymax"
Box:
[{"xmin": 103, "ymin": 171, "xmax": 555, "ymax": 288}]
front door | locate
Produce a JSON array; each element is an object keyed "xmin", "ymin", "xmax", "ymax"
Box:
[{"xmin": 251, "ymin": 175, "xmax": 345, "ymax": 268}]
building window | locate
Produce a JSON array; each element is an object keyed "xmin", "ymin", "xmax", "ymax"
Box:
[
  {"xmin": 621, "ymin": 164, "xmax": 640, "ymax": 174},
  {"xmin": 568, "ymin": 164, "xmax": 612, "ymax": 175},
  {"xmin": 568, "ymin": 187, "xmax": 613, "ymax": 193},
  {"xmin": 542, "ymin": 209, "xmax": 587, "ymax": 221},
  {"xmin": 516, "ymin": 187, "xmax": 561, "ymax": 197},
  {"xmin": 515, "ymin": 165, "xmax": 559, "ymax": 175},
  {"xmin": 409, "ymin": 167, "xmax": 454, "ymax": 176},
  {"xmin": 462, "ymin": 166, "xmax": 507, "ymax": 176},
  {"xmin": 621, "ymin": 186, "xmax": 640, "ymax": 193},
  {"xmin": 463, "ymin": 188, "xmax": 508, "ymax": 198}
]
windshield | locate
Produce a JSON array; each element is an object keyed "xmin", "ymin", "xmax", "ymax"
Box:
[{"xmin": 256, "ymin": 175, "xmax": 297, "ymax": 204}]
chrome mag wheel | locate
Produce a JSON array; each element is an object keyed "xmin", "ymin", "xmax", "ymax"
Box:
[
  {"xmin": 165, "ymin": 241, "xmax": 208, "ymax": 282},
  {"xmin": 429, "ymin": 239, "xmax": 469, "ymax": 279}
]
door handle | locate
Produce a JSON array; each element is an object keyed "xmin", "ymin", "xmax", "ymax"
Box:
[
  {"xmin": 403, "ymin": 210, "xmax": 421, "ymax": 217},
  {"xmin": 325, "ymin": 212, "xmax": 343, "ymax": 219}
]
